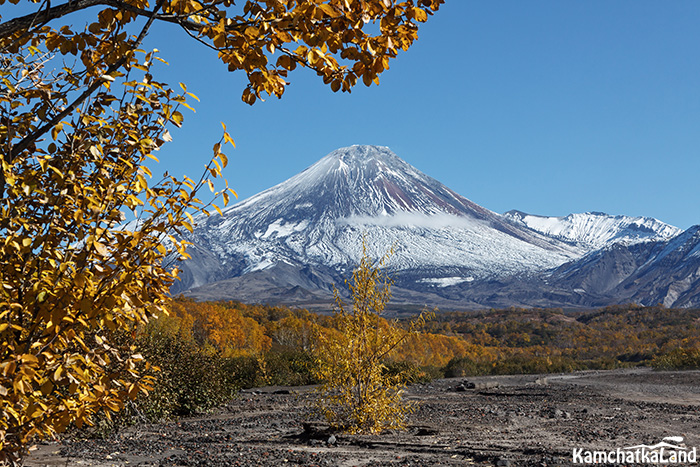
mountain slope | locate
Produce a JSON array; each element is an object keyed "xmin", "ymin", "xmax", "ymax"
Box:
[
  {"xmin": 610, "ymin": 225, "xmax": 700, "ymax": 307},
  {"xmin": 177, "ymin": 145, "xmax": 581, "ymax": 298},
  {"xmin": 504, "ymin": 210, "xmax": 681, "ymax": 251},
  {"xmin": 547, "ymin": 225, "xmax": 700, "ymax": 308}
]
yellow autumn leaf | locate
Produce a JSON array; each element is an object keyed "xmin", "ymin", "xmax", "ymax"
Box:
[
  {"xmin": 171, "ymin": 111, "xmax": 184, "ymax": 127},
  {"xmin": 92, "ymin": 242, "xmax": 109, "ymax": 257}
]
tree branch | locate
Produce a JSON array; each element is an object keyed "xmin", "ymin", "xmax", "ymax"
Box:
[
  {"xmin": 1, "ymin": 0, "xmax": 165, "ymax": 199},
  {"xmin": 1, "ymin": 0, "xmax": 135, "ymax": 39},
  {"xmin": 0, "ymin": 0, "xmax": 253, "ymax": 41}
]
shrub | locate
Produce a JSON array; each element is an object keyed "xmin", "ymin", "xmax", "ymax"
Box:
[
  {"xmin": 263, "ymin": 350, "xmax": 318, "ymax": 387},
  {"xmin": 652, "ymin": 348, "xmax": 700, "ymax": 370},
  {"xmin": 443, "ymin": 357, "xmax": 490, "ymax": 378},
  {"xmin": 312, "ymin": 244, "xmax": 428, "ymax": 434},
  {"xmin": 224, "ymin": 355, "xmax": 270, "ymax": 390},
  {"xmin": 383, "ymin": 361, "xmax": 439, "ymax": 384},
  {"xmin": 132, "ymin": 319, "xmax": 239, "ymax": 419}
]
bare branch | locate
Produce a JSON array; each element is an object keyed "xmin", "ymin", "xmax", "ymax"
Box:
[{"xmin": 0, "ymin": 0, "xmax": 253, "ymax": 41}]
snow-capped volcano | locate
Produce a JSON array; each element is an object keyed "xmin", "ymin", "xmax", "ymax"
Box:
[
  {"xmin": 176, "ymin": 145, "xmax": 695, "ymax": 309},
  {"xmin": 177, "ymin": 145, "xmax": 582, "ymax": 298}
]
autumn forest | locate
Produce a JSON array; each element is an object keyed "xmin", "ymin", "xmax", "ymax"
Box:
[{"xmin": 132, "ymin": 297, "xmax": 700, "ymax": 419}]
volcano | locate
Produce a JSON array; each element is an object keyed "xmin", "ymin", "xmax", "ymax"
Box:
[{"xmin": 174, "ymin": 145, "xmax": 685, "ymax": 309}]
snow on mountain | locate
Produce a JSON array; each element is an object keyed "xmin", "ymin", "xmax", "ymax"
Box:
[
  {"xmin": 178, "ymin": 145, "xmax": 582, "ymax": 294},
  {"xmin": 504, "ymin": 210, "xmax": 681, "ymax": 251},
  {"xmin": 550, "ymin": 225, "xmax": 700, "ymax": 308},
  {"xmin": 175, "ymin": 144, "xmax": 699, "ymax": 309}
]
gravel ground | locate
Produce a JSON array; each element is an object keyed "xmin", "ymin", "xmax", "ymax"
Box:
[{"xmin": 25, "ymin": 368, "xmax": 700, "ymax": 466}]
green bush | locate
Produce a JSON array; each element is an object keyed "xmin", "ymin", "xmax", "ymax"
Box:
[
  {"xmin": 264, "ymin": 350, "xmax": 318, "ymax": 386},
  {"xmin": 225, "ymin": 350, "xmax": 319, "ymax": 389},
  {"xmin": 442, "ymin": 355, "xmax": 625, "ymax": 378},
  {"xmin": 82, "ymin": 324, "xmax": 240, "ymax": 436},
  {"xmin": 491, "ymin": 356, "xmax": 579, "ymax": 375},
  {"xmin": 224, "ymin": 355, "xmax": 270, "ymax": 389},
  {"xmin": 137, "ymin": 326, "xmax": 239, "ymax": 418}
]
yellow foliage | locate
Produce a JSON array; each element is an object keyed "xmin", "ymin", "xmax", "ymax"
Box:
[
  {"xmin": 0, "ymin": 0, "xmax": 444, "ymax": 106},
  {"xmin": 1, "ymin": 1, "xmax": 444, "ymax": 460},
  {"xmin": 398, "ymin": 332, "xmax": 473, "ymax": 368},
  {"xmin": 269, "ymin": 315, "xmax": 315, "ymax": 351},
  {"xmin": 168, "ymin": 299, "xmax": 271, "ymax": 357},
  {"xmin": 312, "ymin": 242, "xmax": 428, "ymax": 434},
  {"xmin": 0, "ymin": 39, "xmax": 233, "ymax": 467}
]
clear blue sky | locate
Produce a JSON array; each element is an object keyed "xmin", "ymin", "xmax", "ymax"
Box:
[{"xmin": 140, "ymin": 1, "xmax": 700, "ymax": 229}]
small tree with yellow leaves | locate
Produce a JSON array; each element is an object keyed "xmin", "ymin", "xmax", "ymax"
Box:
[{"xmin": 312, "ymin": 243, "xmax": 427, "ymax": 434}]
